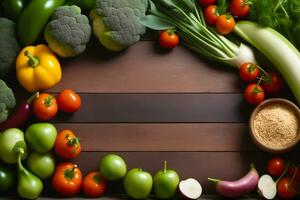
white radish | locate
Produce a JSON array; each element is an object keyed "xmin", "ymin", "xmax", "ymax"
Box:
[
  {"xmin": 179, "ymin": 178, "xmax": 202, "ymax": 199},
  {"xmin": 258, "ymin": 175, "xmax": 277, "ymax": 200}
]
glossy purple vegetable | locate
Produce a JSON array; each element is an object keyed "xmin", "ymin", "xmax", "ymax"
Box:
[
  {"xmin": 208, "ymin": 164, "xmax": 259, "ymax": 198},
  {"xmin": 0, "ymin": 93, "xmax": 38, "ymax": 132}
]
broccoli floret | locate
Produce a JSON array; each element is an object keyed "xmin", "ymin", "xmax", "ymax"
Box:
[
  {"xmin": 90, "ymin": 0, "xmax": 148, "ymax": 51},
  {"xmin": 0, "ymin": 79, "xmax": 16, "ymax": 124},
  {"xmin": 44, "ymin": 5, "xmax": 92, "ymax": 57},
  {"xmin": 0, "ymin": 18, "xmax": 20, "ymax": 78}
]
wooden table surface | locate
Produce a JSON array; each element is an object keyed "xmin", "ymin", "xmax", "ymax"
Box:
[{"xmin": 6, "ymin": 40, "xmax": 300, "ymax": 199}]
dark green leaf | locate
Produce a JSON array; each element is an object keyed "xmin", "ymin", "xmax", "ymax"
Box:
[{"xmin": 140, "ymin": 15, "xmax": 174, "ymax": 30}]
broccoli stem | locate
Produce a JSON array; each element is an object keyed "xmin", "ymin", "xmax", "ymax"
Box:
[{"xmin": 25, "ymin": 51, "xmax": 40, "ymax": 67}]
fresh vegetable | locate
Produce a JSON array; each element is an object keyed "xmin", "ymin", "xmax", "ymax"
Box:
[
  {"xmin": 124, "ymin": 168, "xmax": 153, "ymax": 199},
  {"xmin": 57, "ymin": 89, "xmax": 81, "ymax": 113},
  {"xmin": 154, "ymin": 161, "xmax": 180, "ymax": 199},
  {"xmin": 208, "ymin": 164, "xmax": 259, "ymax": 198},
  {"xmin": 140, "ymin": 0, "xmax": 257, "ymax": 69},
  {"xmin": 54, "ymin": 129, "xmax": 81, "ymax": 159},
  {"xmin": 52, "ymin": 162, "xmax": 82, "ymax": 197},
  {"xmin": 239, "ymin": 63, "xmax": 259, "ymax": 82},
  {"xmin": 159, "ymin": 30, "xmax": 180, "ymax": 49},
  {"xmin": 1, "ymin": 0, "xmax": 28, "ymax": 21},
  {"xmin": 234, "ymin": 21, "xmax": 300, "ymax": 104},
  {"xmin": 216, "ymin": 14, "xmax": 235, "ymax": 35},
  {"xmin": 179, "ymin": 178, "xmax": 202, "ymax": 199},
  {"xmin": 16, "ymin": 44, "xmax": 62, "ymax": 92},
  {"xmin": 26, "ymin": 152, "xmax": 55, "ymax": 180},
  {"xmin": 244, "ymin": 83, "xmax": 265, "ymax": 105},
  {"xmin": 17, "ymin": 147, "xmax": 43, "ymax": 200},
  {"xmin": 90, "ymin": 0, "xmax": 148, "ymax": 51},
  {"xmin": 0, "ymin": 80, "xmax": 16, "ymax": 124},
  {"xmin": 258, "ymin": 174, "xmax": 277, "ymax": 200},
  {"xmin": 267, "ymin": 157, "xmax": 286, "ymax": 177},
  {"xmin": 44, "ymin": 5, "xmax": 91, "ymax": 57},
  {"xmin": 229, "ymin": 0, "xmax": 250, "ymax": 18},
  {"xmin": 262, "ymin": 71, "xmax": 284, "ymax": 95},
  {"xmin": 25, "ymin": 123, "xmax": 57, "ymax": 154},
  {"xmin": 0, "ymin": 163, "xmax": 15, "ymax": 194},
  {"xmin": 0, "ymin": 128, "xmax": 27, "ymax": 164},
  {"xmin": 277, "ymin": 177, "xmax": 296, "ymax": 199},
  {"xmin": 100, "ymin": 154, "xmax": 127, "ymax": 181},
  {"xmin": 0, "ymin": 18, "xmax": 20, "ymax": 78},
  {"xmin": 198, "ymin": 0, "xmax": 217, "ymax": 7},
  {"xmin": 0, "ymin": 93, "xmax": 38, "ymax": 132},
  {"xmin": 204, "ymin": 5, "xmax": 219, "ymax": 25},
  {"xmin": 83, "ymin": 171, "xmax": 107, "ymax": 198},
  {"xmin": 66, "ymin": 0, "xmax": 96, "ymax": 12},
  {"xmin": 17, "ymin": 0, "xmax": 66, "ymax": 46},
  {"xmin": 33, "ymin": 93, "xmax": 58, "ymax": 121},
  {"xmin": 287, "ymin": 166, "xmax": 300, "ymax": 182}
]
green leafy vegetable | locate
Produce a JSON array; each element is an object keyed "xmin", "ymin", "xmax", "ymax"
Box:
[
  {"xmin": 44, "ymin": 5, "xmax": 91, "ymax": 57},
  {"xmin": 0, "ymin": 80, "xmax": 16, "ymax": 124}
]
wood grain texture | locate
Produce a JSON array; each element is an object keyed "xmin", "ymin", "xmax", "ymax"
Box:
[
  {"xmin": 54, "ymin": 123, "xmax": 256, "ymax": 151},
  {"xmin": 52, "ymin": 93, "xmax": 251, "ymax": 123},
  {"xmin": 48, "ymin": 41, "xmax": 241, "ymax": 93}
]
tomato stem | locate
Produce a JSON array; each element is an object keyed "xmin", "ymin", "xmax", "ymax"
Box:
[
  {"xmin": 66, "ymin": 134, "xmax": 80, "ymax": 147},
  {"xmin": 64, "ymin": 165, "xmax": 77, "ymax": 180},
  {"xmin": 44, "ymin": 95, "xmax": 55, "ymax": 106}
]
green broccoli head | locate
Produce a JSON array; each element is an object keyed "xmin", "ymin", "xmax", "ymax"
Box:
[
  {"xmin": 44, "ymin": 5, "xmax": 92, "ymax": 57},
  {"xmin": 0, "ymin": 18, "xmax": 20, "ymax": 78},
  {"xmin": 90, "ymin": 0, "xmax": 148, "ymax": 51},
  {"xmin": 0, "ymin": 80, "xmax": 16, "ymax": 124}
]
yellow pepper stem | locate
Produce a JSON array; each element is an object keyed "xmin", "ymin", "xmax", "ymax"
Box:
[{"xmin": 25, "ymin": 51, "xmax": 40, "ymax": 67}]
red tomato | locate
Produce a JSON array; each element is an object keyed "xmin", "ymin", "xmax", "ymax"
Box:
[
  {"xmin": 52, "ymin": 162, "xmax": 82, "ymax": 197},
  {"xmin": 33, "ymin": 93, "xmax": 58, "ymax": 120},
  {"xmin": 55, "ymin": 129, "xmax": 81, "ymax": 159},
  {"xmin": 204, "ymin": 5, "xmax": 219, "ymax": 25},
  {"xmin": 288, "ymin": 166, "xmax": 300, "ymax": 182},
  {"xmin": 262, "ymin": 71, "xmax": 284, "ymax": 95},
  {"xmin": 230, "ymin": 0, "xmax": 251, "ymax": 18},
  {"xmin": 198, "ymin": 0, "xmax": 217, "ymax": 7},
  {"xmin": 239, "ymin": 63, "xmax": 260, "ymax": 82},
  {"xmin": 159, "ymin": 30, "xmax": 180, "ymax": 49},
  {"xmin": 244, "ymin": 83, "xmax": 265, "ymax": 105},
  {"xmin": 267, "ymin": 158, "xmax": 286, "ymax": 177},
  {"xmin": 277, "ymin": 177, "xmax": 296, "ymax": 199},
  {"xmin": 83, "ymin": 171, "xmax": 107, "ymax": 198},
  {"xmin": 216, "ymin": 15, "xmax": 235, "ymax": 35},
  {"xmin": 57, "ymin": 89, "xmax": 81, "ymax": 113}
]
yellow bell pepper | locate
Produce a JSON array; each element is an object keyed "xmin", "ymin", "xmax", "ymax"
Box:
[{"xmin": 16, "ymin": 44, "xmax": 62, "ymax": 92}]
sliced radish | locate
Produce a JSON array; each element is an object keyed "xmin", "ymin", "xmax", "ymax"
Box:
[
  {"xmin": 179, "ymin": 178, "xmax": 202, "ymax": 199},
  {"xmin": 258, "ymin": 174, "xmax": 277, "ymax": 200}
]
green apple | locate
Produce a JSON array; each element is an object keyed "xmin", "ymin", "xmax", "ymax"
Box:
[
  {"xmin": 154, "ymin": 161, "xmax": 180, "ymax": 199},
  {"xmin": 124, "ymin": 168, "xmax": 153, "ymax": 199},
  {"xmin": 100, "ymin": 154, "xmax": 127, "ymax": 181},
  {"xmin": 26, "ymin": 152, "xmax": 55, "ymax": 180},
  {"xmin": 25, "ymin": 123, "xmax": 57, "ymax": 153}
]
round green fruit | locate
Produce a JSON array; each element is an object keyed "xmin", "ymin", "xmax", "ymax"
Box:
[
  {"xmin": 0, "ymin": 163, "xmax": 15, "ymax": 193},
  {"xmin": 26, "ymin": 152, "xmax": 55, "ymax": 179},
  {"xmin": 100, "ymin": 154, "xmax": 127, "ymax": 181}
]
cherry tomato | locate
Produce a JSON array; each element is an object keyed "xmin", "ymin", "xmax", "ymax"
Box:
[
  {"xmin": 55, "ymin": 129, "xmax": 81, "ymax": 159},
  {"xmin": 57, "ymin": 89, "xmax": 81, "ymax": 113},
  {"xmin": 277, "ymin": 177, "xmax": 296, "ymax": 199},
  {"xmin": 239, "ymin": 63, "xmax": 260, "ymax": 82},
  {"xmin": 230, "ymin": 0, "xmax": 251, "ymax": 18},
  {"xmin": 52, "ymin": 162, "xmax": 82, "ymax": 197},
  {"xmin": 33, "ymin": 93, "xmax": 58, "ymax": 120},
  {"xmin": 204, "ymin": 5, "xmax": 219, "ymax": 25},
  {"xmin": 267, "ymin": 158, "xmax": 286, "ymax": 177},
  {"xmin": 159, "ymin": 30, "xmax": 180, "ymax": 49},
  {"xmin": 198, "ymin": 0, "xmax": 217, "ymax": 7},
  {"xmin": 244, "ymin": 83, "xmax": 265, "ymax": 105},
  {"xmin": 83, "ymin": 171, "xmax": 107, "ymax": 198},
  {"xmin": 216, "ymin": 15, "xmax": 235, "ymax": 35},
  {"xmin": 261, "ymin": 71, "xmax": 284, "ymax": 95},
  {"xmin": 288, "ymin": 166, "xmax": 300, "ymax": 182}
]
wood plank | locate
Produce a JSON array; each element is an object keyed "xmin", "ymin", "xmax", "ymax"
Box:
[
  {"xmin": 52, "ymin": 93, "xmax": 252, "ymax": 123},
  {"xmin": 54, "ymin": 123, "xmax": 256, "ymax": 151},
  {"xmin": 48, "ymin": 41, "xmax": 240, "ymax": 93}
]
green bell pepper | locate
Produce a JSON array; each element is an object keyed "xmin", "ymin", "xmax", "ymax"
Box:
[
  {"xmin": 0, "ymin": 163, "xmax": 15, "ymax": 194},
  {"xmin": 1, "ymin": 0, "xmax": 28, "ymax": 21},
  {"xmin": 17, "ymin": 0, "xmax": 66, "ymax": 46},
  {"xmin": 66, "ymin": 0, "xmax": 96, "ymax": 12}
]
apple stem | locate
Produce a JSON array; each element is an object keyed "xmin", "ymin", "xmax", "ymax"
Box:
[
  {"xmin": 208, "ymin": 178, "xmax": 220, "ymax": 183},
  {"xmin": 164, "ymin": 160, "xmax": 167, "ymax": 173}
]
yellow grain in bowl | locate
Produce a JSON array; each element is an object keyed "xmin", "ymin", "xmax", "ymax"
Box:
[{"xmin": 253, "ymin": 104, "xmax": 298, "ymax": 148}]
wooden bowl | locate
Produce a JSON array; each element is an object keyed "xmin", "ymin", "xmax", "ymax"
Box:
[{"xmin": 249, "ymin": 98, "xmax": 300, "ymax": 153}]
